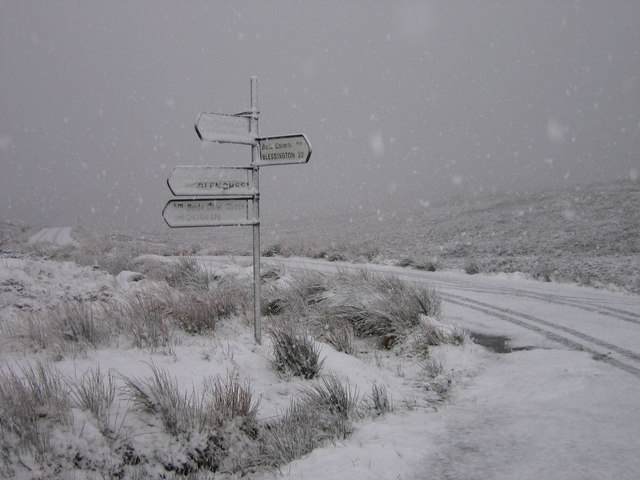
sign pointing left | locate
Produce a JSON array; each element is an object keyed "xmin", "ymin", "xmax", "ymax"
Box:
[
  {"xmin": 162, "ymin": 197, "xmax": 256, "ymax": 228},
  {"xmin": 195, "ymin": 112, "xmax": 256, "ymax": 145},
  {"xmin": 167, "ymin": 166, "xmax": 254, "ymax": 196}
]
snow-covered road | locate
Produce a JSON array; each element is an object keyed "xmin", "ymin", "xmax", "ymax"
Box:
[
  {"xmin": 203, "ymin": 255, "xmax": 640, "ymax": 479},
  {"xmin": 28, "ymin": 226, "xmax": 78, "ymax": 246},
  {"xmin": 269, "ymin": 257, "xmax": 640, "ymax": 380}
]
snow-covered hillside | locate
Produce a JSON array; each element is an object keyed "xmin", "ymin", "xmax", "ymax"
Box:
[{"xmin": 259, "ymin": 180, "xmax": 640, "ymax": 293}]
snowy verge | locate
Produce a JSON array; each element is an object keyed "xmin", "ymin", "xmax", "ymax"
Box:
[{"xmin": 0, "ymin": 253, "xmax": 482, "ymax": 479}]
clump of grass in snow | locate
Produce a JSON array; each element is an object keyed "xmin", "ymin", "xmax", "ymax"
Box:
[
  {"xmin": 300, "ymin": 375, "xmax": 362, "ymax": 439},
  {"xmin": 327, "ymin": 241, "xmax": 380, "ymax": 262},
  {"xmin": 263, "ymin": 268, "xmax": 443, "ymax": 349},
  {"xmin": 23, "ymin": 311, "xmax": 54, "ymax": 351},
  {"xmin": 121, "ymin": 364, "xmax": 193, "ymax": 437},
  {"xmin": 318, "ymin": 316, "xmax": 357, "ymax": 355},
  {"xmin": 0, "ymin": 362, "xmax": 72, "ymax": 463},
  {"xmin": 366, "ymin": 383, "xmax": 394, "ymax": 415},
  {"xmin": 464, "ymin": 257, "xmax": 481, "ymax": 275},
  {"xmin": 268, "ymin": 319, "xmax": 325, "ymax": 380},
  {"xmin": 21, "ymin": 300, "xmax": 113, "ymax": 354},
  {"xmin": 449, "ymin": 324, "xmax": 471, "ymax": 345},
  {"xmin": 262, "ymin": 240, "xmax": 329, "ymax": 259},
  {"xmin": 318, "ymin": 269, "xmax": 441, "ymax": 346},
  {"xmin": 413, "ymin": 256, "xmax": 443, "ymax": 272},
  {"xmin": 69, "ymin": 366, "xmax": 116, "ymax": 433},
  {"xmin": 51, "ymin": 301, "xmax": 111, "ymax": 347},
  {"xmin": 16, "ymin": 269, "xmax": 250, "ymax": 355},
  {"xmin": 122, "ymin": 366, "xmax": 261, "ymax": 474},
  {"xmin": 263, "ymin": 269, "xmax": 327, "ymax": 319},
  {"xmin": 422, "ymin": 356, "xmax": 445, "ymax": 378},
  {"xmin": 259, "ymin": 401, "xmax": 321, "ymax": 467},
  {"xmin": 168, "ymin": 292, "xmax": 218, "ymax": 335},
  {"xmin": 165, "ymin": 257, "xmax": 212, "ymax": 291},
  {"xmin": 165, "ymin": 266, "xmax": 250, "ymax": 334},
  {"xmin": 201, "ymin": 372, "xmax": 260, "ymax": 434},
  {"xmin": 411, "ymin": 317, "xmax": 470, "ymax": 356},
  {"xmin": 117, "ymin": 293, "xmax": 175, "ymax": 351},
  {"xmin": 259, "ymin": 375, "xmax": 362, "ymax": 466}
]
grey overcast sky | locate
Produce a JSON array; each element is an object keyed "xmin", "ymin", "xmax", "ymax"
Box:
[{"xmin": 1, "ymin": 0, "xmax": 639, "ymax": 231}]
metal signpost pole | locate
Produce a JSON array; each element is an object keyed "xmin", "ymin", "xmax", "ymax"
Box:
[{"xmin": 250, "ymin": 76, "xmax": 262, "ymax": 344}]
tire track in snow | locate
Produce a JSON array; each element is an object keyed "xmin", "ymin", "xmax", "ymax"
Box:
[
  {"xmin": 390, "ymin": 269, "xmax": 640, "ymax": 326},
  {"xmin": 443, "ymin": 281, "xmax": 640, "ymax": 326},
  {"xmin": 443, "ymin": 293, "xmax": 640, "ymax": 380}
]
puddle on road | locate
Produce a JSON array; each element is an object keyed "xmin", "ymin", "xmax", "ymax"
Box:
[
  {"xmin": 470, "ymin": 332, "xmax": 535, "ymax": 354},
  {"xmin": 470, "ymin": 332, "xmax": 512, "ymax": 353}
]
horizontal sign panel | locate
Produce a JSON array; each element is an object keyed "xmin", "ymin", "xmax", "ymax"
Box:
[
  {"xmin": 162, "ymin": 197, "xmax": 256, "ymax": 228},
  {"xmin": 195, "ymin": 112, "xmax": 256, "ymax": 145},
  {"xmin": 257, "ymin": 134, "xmax": 311, "ymax": 165},
  {"xmin": 167, "ymin": 166, "xmax": 254, "ymax": 196}
]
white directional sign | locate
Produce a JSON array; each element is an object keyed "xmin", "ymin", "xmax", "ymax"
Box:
[
  {"xmin": 195, "ymin": 112, "xmax": 256, "ymax": 145},
  {"xmin": 167, "ymin": 166, "xmax": 254, "ymax": 196},
  {"xmin": 257, "ymin": 134, "xmax": 312, "ymax": 165},
  {"xmin": 162, "ymin": 197, "xmax": 255, "ymax": 228}
]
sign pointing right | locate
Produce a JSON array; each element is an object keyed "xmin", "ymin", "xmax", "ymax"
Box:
[{"xmin": 257, "ymin": 134, "xmax": 311, "ymax": 166}]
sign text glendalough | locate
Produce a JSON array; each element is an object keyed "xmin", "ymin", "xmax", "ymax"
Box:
[{"xmin": 167, "ymin": 166, "xmax": 254, "ymax": 196}]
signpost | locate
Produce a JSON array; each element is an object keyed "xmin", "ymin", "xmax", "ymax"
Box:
[
  {"xmin": 162, "ymin": 77, "xmax": 311, "ymax": 344},
  {"xmin": 258, "ymin": 134, "xmax": 312, "ymax": 165},
  {"xmin": 167, "ymin": 166, "xmax": 254, "ymax": 196}
]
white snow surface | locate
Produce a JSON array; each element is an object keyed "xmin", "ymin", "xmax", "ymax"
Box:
[{"xmin": 1, "ymin": 253, "xmax": 639, "ymax": 479}]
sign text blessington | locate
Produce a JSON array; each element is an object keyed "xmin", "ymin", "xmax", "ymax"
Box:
[{"xmin": 258, "ymin": 134, "xmax": 311, "ymax": 165}]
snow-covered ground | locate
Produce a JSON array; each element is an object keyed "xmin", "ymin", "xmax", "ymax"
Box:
[
  {"xmin": 2, "ymin": 247, "xmax": 638, "ymax": 479},
  {"xmin": 206, "ymin": 255, "xmax": 640, "ymax": 480},
  {"xmin": 1, "ymin": 182, "xmax": 638, "ymax": 478}
]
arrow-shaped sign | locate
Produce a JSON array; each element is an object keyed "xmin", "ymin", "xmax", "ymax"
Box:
[
  {"xmin": 195, "ymin": 112, "xmax": 256, "ymax": 145},
  {"xmin": 167, "ymin": 166, "xmax": 254, "ymax": 196},
  {"xmin": 162, "ymin": 197, "xmax": 256, "ymax": 228},
  {"xmin": 257, "ymin": 134, "xmax": 311, "ymax": 166}
]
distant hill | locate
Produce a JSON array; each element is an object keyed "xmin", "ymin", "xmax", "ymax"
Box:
[
  {"xmin": 3, "ymin": 180, "xmax": 638, "ymax": 293},
  {"xmin": 262, "ymin": 180, "xmax": 640, "ymax": 292}
]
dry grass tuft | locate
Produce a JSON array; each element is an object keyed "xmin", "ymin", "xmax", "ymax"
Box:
[
  {"xmin": 0, "ymin": 362, "xmax": 72, "ymax": 462},
  {"xmin": 268, "ymin": 319, "xmax": 325, "ymax": 380}
]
